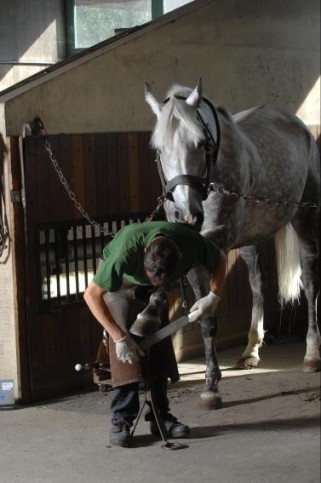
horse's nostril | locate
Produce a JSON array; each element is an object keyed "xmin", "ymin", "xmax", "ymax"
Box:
[{"xmin": 183, "ymin": 212, "xmax": 203, "ymax": 227}]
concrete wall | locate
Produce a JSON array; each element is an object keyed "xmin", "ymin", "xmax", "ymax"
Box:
[
  {"xmin": 0, "ymin": 0, "xmax": 66, "ymax": 91},
  {"xmin": 3, "ymin": 0, "xmax": 320, "ymax": 136}
]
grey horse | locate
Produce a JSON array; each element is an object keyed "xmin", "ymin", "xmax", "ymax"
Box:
[{"xmin": 145, "ymin": 79, "xmax": 320, "ymax": 408}]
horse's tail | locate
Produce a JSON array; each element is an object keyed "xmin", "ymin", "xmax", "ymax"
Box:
[{"xmin": 274, "ymin": 223, "xmax": 302, "ymax": 305}]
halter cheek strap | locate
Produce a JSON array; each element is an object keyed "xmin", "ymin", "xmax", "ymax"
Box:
[
  {"xmin": 156, "ymin": 95, "xmax": 221, "ymax": 201},
  {"xmin": 164, "ymin": 173, "xmax": 209, "ymax": 201}
]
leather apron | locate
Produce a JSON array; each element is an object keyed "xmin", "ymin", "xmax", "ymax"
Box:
[{"xmin": 104, "ymin": 284, "xmax": 179, "ymax": 387}]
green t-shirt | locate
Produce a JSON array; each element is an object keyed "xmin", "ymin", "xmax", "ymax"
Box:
[{"xmin": 93, "ymin": 221, "xmax": 221, "ymax": 292}]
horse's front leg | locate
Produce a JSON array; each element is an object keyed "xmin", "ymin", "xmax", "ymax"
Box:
[
  {"xmin": 199, "ymin": 315, "xmax": 222, "ymax": 409},
  {"xmin": 186, "ymin": 266, "xmax": 222, "ymax": 409}
]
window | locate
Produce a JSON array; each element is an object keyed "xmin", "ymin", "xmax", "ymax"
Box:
[{"xmin": 66, "ymin": 0, "xmax": 194, "ymax": 55}]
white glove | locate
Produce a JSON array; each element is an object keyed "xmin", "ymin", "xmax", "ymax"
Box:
[
  {"xmin": 114, "ymin": 334, "xmax": 144, "ymax": 364},
  {"xmin": 188, "ymin": 292, "xmax": 220, "ymax": 323}
]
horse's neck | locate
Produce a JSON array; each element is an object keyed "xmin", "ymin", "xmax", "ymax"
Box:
[{"xmin": 211, "ymin": 107, "xmax": 246, "ymax": 186}]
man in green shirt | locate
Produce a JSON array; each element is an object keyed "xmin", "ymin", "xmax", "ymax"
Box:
[{"xmin": 84, "ymin": 221, "xmax": 226, "ymax": 447}]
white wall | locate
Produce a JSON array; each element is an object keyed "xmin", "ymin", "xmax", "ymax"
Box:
[{"xmin": 3, "ymin": 0, "xmax": 320, "ymax": 136}]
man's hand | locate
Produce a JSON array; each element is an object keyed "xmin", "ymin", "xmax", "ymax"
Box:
[
  {"xmin": 188, "ymin": 292, "xmax": 220, "ymax": 323},
  {"xmin": 114, "ymin": 334, "xmax": 144, "ymax": 364}
]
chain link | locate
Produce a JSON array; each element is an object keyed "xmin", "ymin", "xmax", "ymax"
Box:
[
  {"xmin": 145, "ymin": 196, "xmax": 165, "ymax": 221},
  {"xmin": 213, "ymin": 185, "xmax": 319, "ymax": 208},
  {"xmin": 44, "ymin": 138, "xmax": 109, "ymax": 233}
]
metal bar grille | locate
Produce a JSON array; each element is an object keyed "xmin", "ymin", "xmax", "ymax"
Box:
[{"xmin": 38, "ymin": 211, "xmax": 150, "ymax": 311}]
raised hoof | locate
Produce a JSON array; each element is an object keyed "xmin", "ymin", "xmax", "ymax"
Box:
[
  {"xmin": 129, "ymin": 313, "xmax": 161, "ymax": 337},
  {"xmin": 302, "ymin": 358, "xmax": 321, "ymax": 373},
  {"xmin": 235, "ymin": 356, "xmax": 260, "ymax": 369},
  {"xmin": 199, "ymin": 391, "xmax": 223, "ymax": 410},
  {"xmin": 130, "ymin": 288, "xmax": 167, "ymax": 337}
]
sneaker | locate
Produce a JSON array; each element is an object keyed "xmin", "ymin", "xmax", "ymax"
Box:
[
  {"xmin": 109, "ymin": 423, "xmax": 131, "ymax": 447},
  {"xmin": 150, "ymin": 413, "xmax": 190, "ymax": 438}
]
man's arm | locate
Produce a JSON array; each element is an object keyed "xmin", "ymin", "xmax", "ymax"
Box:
[
  {"xmin": 83, "ymin": 281, "xmax": 144, "ymax": 364},
  {"xmin": 83, "ymin": 281, "xmax": 125, "ymax": 341},
  {"xmin": 209, "ymin": 249, "xmax": 227, "ymax": 296}
]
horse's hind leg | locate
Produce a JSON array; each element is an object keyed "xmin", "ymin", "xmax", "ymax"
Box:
[
  {"xmin": 186, "ymin": 266, "xmax": 222, "ymax": 409},
  {"xmin": 236, "ymin": 245, "xmax": 265, "ymax": 369},
  {"xmin": 292, "ymin": 216, "xmax": 320, "ymax": 372}
]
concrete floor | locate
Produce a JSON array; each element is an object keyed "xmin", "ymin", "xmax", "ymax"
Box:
[{"xmin": 1, "ymin": 341, "xmax": 320, "ymax": 483}]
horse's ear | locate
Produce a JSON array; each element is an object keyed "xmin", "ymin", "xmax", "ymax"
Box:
[
  {"xmin": 186, "ymin": 78, "xmax": 202, "ymax": 107},
  {"xmin": 144, "ymin": 82, "xmax": 162, "ymax": 118}
]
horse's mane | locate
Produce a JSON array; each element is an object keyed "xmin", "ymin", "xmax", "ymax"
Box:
[{"xmin": 151, "ymin": 84, "xmax": 205, "ymax": 150}]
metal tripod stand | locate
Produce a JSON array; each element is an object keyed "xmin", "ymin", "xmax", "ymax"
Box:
[{"xmin": 130, "ymin": 347, "xmax": 188, "ymax": 450}]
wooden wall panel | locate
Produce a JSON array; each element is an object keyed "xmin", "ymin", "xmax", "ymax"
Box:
[
  {"xmin": 117, "ymin": 133, "xmax": 130, "ymax": 213},
  {"xmin": 71, "ymin": 135, "xmax": 86, "ymax": 218},
  {"xmin": 94, "ymin": 134, "xmax": 108, "ymax": 217},
  {"xmin": 128, "ymin": 133, "xmax": 140, "ymax": 212},
  {"xmin": 106, "ymin": 133, "xmax": 119, "ymax": 213}
]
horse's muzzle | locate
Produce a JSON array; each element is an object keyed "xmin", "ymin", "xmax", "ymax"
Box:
[{"xmin": 175, "ymin": 209, "xmax": 203, "ymax": 229}]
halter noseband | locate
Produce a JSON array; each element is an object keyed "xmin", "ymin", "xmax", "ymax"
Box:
[{"xmin": 155, "ymin": 95, "xmax": 221, "ymax": 202}]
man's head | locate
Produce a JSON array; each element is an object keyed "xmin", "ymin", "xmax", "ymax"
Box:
[{"xmin": 144, "ymin": 236, "xmax": 182, "ymax": 287}]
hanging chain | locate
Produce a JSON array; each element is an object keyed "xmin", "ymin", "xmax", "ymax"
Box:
[
  {"xmin": 44, "ymin": 138, "xmax": 108, "ymax": 233},
  {"xmin": 43, "ymin": 136, "xmax": 164, "ymax": 231},
  {"xmin": 145, "ymin": 195, "xmax": 165, "ymax": 221},
  {"xmin": 213, "ymin": 185, "xmax": 320, "ymax": 209}
]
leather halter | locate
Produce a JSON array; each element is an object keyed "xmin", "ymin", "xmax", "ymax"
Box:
[{"xmin": 155, "ymin": 95, "xmax": 221, "ymax": 202}]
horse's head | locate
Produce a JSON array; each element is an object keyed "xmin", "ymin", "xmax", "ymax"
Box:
[{"xmin": 145, "ymin": 79, "xmax": 219, "ymax": 230}]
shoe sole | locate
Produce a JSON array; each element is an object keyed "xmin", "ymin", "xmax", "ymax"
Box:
[
  {"xmin": 151, "ymin": 427, "xmax": 190, "ymax": 438},
  {"xmin": 109, "ymin": 439, "xmax": 131, "ymax": 447}
]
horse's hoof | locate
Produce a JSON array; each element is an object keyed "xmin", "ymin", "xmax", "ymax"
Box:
[
  {"xmin": 303, "ymin": 358, "xmax": 321, "ymax": 373},
  {"xmin": 199, "ymin": 391, "xmax": 222, "ymax": 410},
  {"xmin": 129, "ymin": 313, "xmax": 161, "ymax": 337},
  {"xmin": 235, "ymin": 356, "xmax": 260, "ymax": 369}
]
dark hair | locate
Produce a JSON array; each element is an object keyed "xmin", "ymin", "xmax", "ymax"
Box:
[{"xmin": 144, "ymin": 236, "xmax": 181, "ymax": 286}]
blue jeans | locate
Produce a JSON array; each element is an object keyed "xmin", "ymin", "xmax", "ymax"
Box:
[{"xmin": 111, "ymin": 378, "xmax": 169, "ymax": 425}]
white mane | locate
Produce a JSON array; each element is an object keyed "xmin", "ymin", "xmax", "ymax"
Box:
[{"xmin": 151, "ymin": 84, "xmax": 205, "ymax": 151}]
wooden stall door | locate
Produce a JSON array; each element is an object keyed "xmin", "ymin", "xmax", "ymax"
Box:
[{"xmin": 20, "ymin": 132, "xmax": 160, "ymax": 402}]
